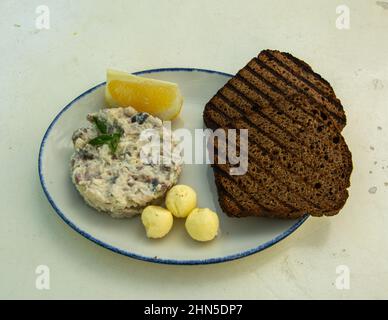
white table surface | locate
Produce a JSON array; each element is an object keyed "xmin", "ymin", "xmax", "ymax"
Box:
[{"xmin": 1, "ymin": 0, "xmax": 388, "ymax": 299}]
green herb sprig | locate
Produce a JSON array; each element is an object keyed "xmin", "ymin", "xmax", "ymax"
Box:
[
  {"xmin": 92, "ymin": 116, "xmax": 108, "ymax": 134},
  {"xmin": 89, "ymin": 117, "xmax": 123, "ymax": 154}
]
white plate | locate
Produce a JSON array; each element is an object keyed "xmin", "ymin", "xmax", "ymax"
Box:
[{"xmin": 38, "ymin": 68, "xmax": 308, "ymax": 265}]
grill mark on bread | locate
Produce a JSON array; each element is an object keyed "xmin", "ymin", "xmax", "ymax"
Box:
[
  {"xmin": 214, "ymin": 91, "xmax": 340, "ymax": 174},
  {"xmin": 276, "ymin": 51, "xmax": 347, "ymax": 129},
  {"xmin": 213, "ymin": 152, "xmax": 321, "ymax": 214},
  {"xmin": 221, "ymin": 83, "xmax": 337, "ymax": 145},
  {"xmin": 221, "ymin": 83, "xmax": 346, "ymax": 176},
  {"xmin": 213, "ymin": 124, "xmax": 348, "ymax": 218},
  {"xmin": 222, "ymin": 85, "xmax": 307, "ymax": 129},
  {"xmin": 207, "ymin": 107, "xmax": 346, "ymax": 211},
  {"xmin": 205, "ymin": 107, "xmax": 339, "ymax": 211},
  {"xmin": 230, "ymin": 73, "xmax": 318, "ymax": 126},
  {"xmin": 217, "ymin": 192, "xmax": 244, "ymax": 217},
  {"xmin": 237, "ymin": 63, "xmax": 343, "ymax": 130},
  {"xmin": 265, "ymin": 51, "xmax": 343, "ymax": 107},
  {"xmin": 212, "ymin": 171, "xmax": 251, "ymax": 216},
  {"xmin": 210, "ymin": 94, "xmax": 314, "ymax": 173},
  {"xmin": 218, "ymin": 76, "xmax": 352, "ymax": 185},
  {"xmin": 213, "ymin": 166, "xmax": 294, "ymax": 213},
  {"xmin": 214, "ymin": 170, "xmax": 287, "ymax": 215},
  {"xmin": 260, "ymin": 51, "xmax": 344, "ymax": 112},
  {"xmin": 219, "ymin": 168, "xmax": 294, "ymax": 212},
  {"xmin": 272, "ymin": 51, "xmax": 337, "ymax": 98},
  {"xmin": 204, "ymin": 122, "xmax": 349, "ymax": 216},
  {"xmin": 244, "ymin": 63, "xmax": 345, "ymax": 129},
  {"xmin": 221, "ymin": 85, "xmax": 337, "ymax": 152},
  {"xmin": 203, "ymin": 50, "xmax": 352, "ymax": 218},
  {"xmin": 207, "ymin": 132, "xmax": 300, "ymax": 212},
  {"xmin": 222, "ymin": 84, "xmax": 320, "ymax": 162},
  {"xmin": 214, "ymin": 165, "xmax": 309, "ymax": 213},
  {"xmin": 214, "ymin": 172, "xmax": 294, "ymax": 218},
  {"xmin": 212, "ymin": 173, "xmax": 244, "ymax": 217},
  {"xmin": 206, "ymin": 117, "xmax": 284, "ymax": 215},
  {"xmin": 226, "ymin": 88, "xmax": 311, "ymax": 156},
  {"xmin": 215, "ymin": 92, "xmax": 321, "ymax": 171},
  {"xmin": 232, "ymin": 71, "xmax": 352, "ymax": 180},
  {"xmin": 219, "ymin": 193, "xmax": 243, "ymax": 217},
  {"xmin": 223, "ymin": 83, "xmax": 314, "ymax": 162},
  {"xmin": 205, "ymin": 100, "xmax": 350, "ymax": 208},
  {"xmin": 230, "ymin": 72, "xmax": 339, "ymax": 138},
  {"xmin": 219, "ymin": 85, "xmax": 352, "ymax": 186},
  {"xmin": 247, "ymin": 59, "xmax": 345, "ymax": 128},
  {"xmin": 204, "ymin": 111, "xmax": 317, "ymax": 212}
]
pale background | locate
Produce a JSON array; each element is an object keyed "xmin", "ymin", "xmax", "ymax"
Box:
[{"xmin": 1, "ymin": 0, "xmax": 387, "ymax": 299}]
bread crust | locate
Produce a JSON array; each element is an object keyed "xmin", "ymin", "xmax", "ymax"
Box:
[{"xmin": 204, "ymin": 50, "xmax": 353, "ymax": 219}]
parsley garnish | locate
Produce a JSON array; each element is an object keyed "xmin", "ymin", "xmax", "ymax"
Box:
[
  {"xmin": 89, "ymin": 116, "xmax": 123, "ymax": 154},
  {"xmin": 92, "ymin": 116, "xmax": 108, "ymax": 134}
]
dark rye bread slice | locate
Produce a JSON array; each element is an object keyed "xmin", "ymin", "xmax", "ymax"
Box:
[{"xmin": 203, "ymin": 50, "xmax": 352, "ymax": 218}]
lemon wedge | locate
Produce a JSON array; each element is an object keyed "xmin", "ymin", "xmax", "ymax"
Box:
[{"xmin": 105, "ymin": 69, "xmax": 183, "ymax": 120}]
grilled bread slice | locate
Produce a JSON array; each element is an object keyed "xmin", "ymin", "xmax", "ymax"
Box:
[{"xmin": 203, "ymin": 50, "xmax": 352, "ymax": 218}]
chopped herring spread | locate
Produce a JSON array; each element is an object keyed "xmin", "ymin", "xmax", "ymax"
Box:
[{"xmin": 70, "ymin": 107, "xmax": 182, "ymax": 218}]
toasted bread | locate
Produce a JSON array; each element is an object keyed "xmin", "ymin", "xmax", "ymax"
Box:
[{"xmin": 203, "ymin": 50, "xmax": 352, "ymax": 218}]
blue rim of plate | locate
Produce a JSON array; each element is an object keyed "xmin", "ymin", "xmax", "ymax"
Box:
[{"xmin": 38, "ymin": 67, "xmax": 309, "ymax": 265}]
